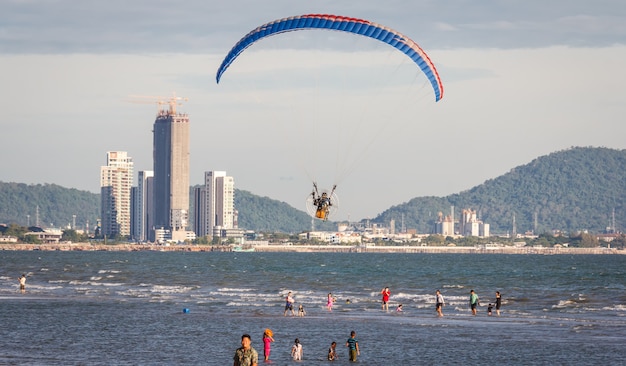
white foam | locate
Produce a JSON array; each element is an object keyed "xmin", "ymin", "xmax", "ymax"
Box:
[
  {"xmin": 68, "ymin": 280, "xmax": 122, "ymax": 287},
  {"xmin": 552, "ymin": 299, "xmax": 576, "ymax": 309},
  {"xmin": 150, "ymin": 285, "xmax": 193, "ymax": 294},
  {"xmin": 97, "ymin": 270, "xmax": 121, "ymax": 274}
]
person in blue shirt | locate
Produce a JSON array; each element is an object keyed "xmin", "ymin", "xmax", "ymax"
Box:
[{"xmin": 345, "ymin": 330, "xmax": 360, "ymax": 362}]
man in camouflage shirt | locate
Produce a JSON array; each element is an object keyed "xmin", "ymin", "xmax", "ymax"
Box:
[{"xmin": 234, "ymin": 334, "xmax": 258, "ymax": 366}]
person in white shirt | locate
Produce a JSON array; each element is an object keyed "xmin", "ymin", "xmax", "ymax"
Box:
[{"xmin": 291, "ymin": 338, "xmax": 303, "ymax": 361}]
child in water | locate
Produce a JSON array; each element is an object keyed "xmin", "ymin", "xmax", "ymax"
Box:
[
  {"xmin": 263, "ymin": 329, "xmax": 274, "ymax": 361},
  {"xmin": 298, "ymin": 304, "xmax": 306, "ymax": 317},
  {"xmin": 487, "ymin": 303, "xmax": 494, "ymax": 316},
  {"xmin": 327, "ymin": 293, "xmax": 335, "ymax": 311},
  {"xmin": 327, "ymin": 341, "xmax": 338, "ymax": 361},
  {"xmin": 396, "ymin": 304, "xmax": 403, "ymax": 312}
]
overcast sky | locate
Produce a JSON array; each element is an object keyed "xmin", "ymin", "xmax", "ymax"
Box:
[{"xmin": 1, "ymin": 0, "xmax": 625, "ymax": 222}]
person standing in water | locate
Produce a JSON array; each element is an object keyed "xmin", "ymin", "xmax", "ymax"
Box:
[
  {"xmin": 469, "ymin": 289, "xmax": 480, "ymax": 315},
  {"xmin": 18, "ymin": 274, "xmax": 26, "ymax": 293},
  {"xmin": 327, "ymin": 293, "xmax": 335, "ymax": 312},
  {"xmin": 436, "ymin": 289, "xmax": 445, "ymax": 317},
  {"xmin": 381, "ymin": 287, "xmax": 391, "ymax": 311},
  {"xmin": 345, "ymin": 330, "xmax": 360, "ymax": 362},
  {"xmin": 284, "ymin": 291, "xmax": 295, "ymax": 316},
  {"xmin": 262, "ymin": 329, "xmax": 274, "ymax": 361},
  {"xmin": 494, "ymin": 291, "xmax": 502, "ymax": 316},
  {"xmin": 233, "ymin": 334, "xmax": 258, "ymax": 366}
]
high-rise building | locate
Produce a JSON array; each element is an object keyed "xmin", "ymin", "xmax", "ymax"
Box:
[
  {"xmin": 131, "ymin": 170, "xmax": 154, "ymax": 242},
  {"xmin": 100, "ymin": 151, "xmax": 133, "ymax": 237},
  {"xmin": 195, "ymin": 171, "xmax": 235, "ymax": 237},
  {"xmin": 152, "ymin": 100, "xmax": 190, "ymax": 240}
]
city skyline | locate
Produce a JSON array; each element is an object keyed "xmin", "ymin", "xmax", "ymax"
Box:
[{"xmin": 2, "ymin": 1, "xmax": 625, "ymax": 221}]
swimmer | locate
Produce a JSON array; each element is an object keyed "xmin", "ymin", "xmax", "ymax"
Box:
[
  {"xmin": 291, "ymin": 338, "xmax": 303, "ymax": 361},
  {"xmin": 297, "ymin": 304, "xmax": 306, "ymax": 317},
  {"xmin": 328, "ymin": 341, "xmax": 338, "ymax": 361}
]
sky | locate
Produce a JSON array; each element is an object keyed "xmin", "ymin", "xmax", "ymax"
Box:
[{"xmin": 1, "ymin": 0, "xmax": 625, "ymax": 222}]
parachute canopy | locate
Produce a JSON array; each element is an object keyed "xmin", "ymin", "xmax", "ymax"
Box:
[{"xmin": 215, "ymin": 14, "xmax": 444, "ymax": 102}]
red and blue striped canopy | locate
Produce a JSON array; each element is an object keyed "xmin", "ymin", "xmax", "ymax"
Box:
[{"xmin": 216, "ymin": 14, "xmax": 444, "ymax": 102}]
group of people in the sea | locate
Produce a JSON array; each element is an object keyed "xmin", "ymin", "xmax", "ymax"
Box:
[
  {"xmin": 233, "ymin": 330, "xmax": 360, "ymax": 365},
  {"xmin": 284, "ymin": 287, "xmax": 503, "ymax": 318},
  {"xmin": 234, "ymin": 287, "xmax": 503, "ymax": 365}
]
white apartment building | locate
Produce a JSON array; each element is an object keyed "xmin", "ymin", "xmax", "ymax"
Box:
[
  {"xmin": 100, "ymin": 151, "xmax": 133, "ymax": 237},
  {"xmin": 195, "ymin": 171, "xmax": 235, "ymax": 238}
]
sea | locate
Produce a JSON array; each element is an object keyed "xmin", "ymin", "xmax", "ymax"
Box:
[{"xmin": 1, "ymin": 251, "xmax": 625, "ymax": 365}]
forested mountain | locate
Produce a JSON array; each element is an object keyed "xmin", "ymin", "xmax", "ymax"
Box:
[
  {"xmin": 0, "ymin": 183, "xmax": 332, "ymax": 233},
  {"xmin": 234, "ymin": 190, "xmax": 336, "ymax": 233},
  {"xmin": 1, "ymin": 147, "xmax": 624, "ymax": 234},
  {"xmin": 372, "ymin": 147, "xmax": 626, "ymax": 234},
  {"xmin": 0, "ymin": 182, "xmax": 100, "ymax": 229}
]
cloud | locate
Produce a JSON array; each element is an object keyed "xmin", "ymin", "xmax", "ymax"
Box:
[
  {"xmin": 2, "ymin": 1, "xmax": 625, "ymax": 54},
  {"xmin": 2, "ymin": 1, "xmax": 626, "ymax": 221}
]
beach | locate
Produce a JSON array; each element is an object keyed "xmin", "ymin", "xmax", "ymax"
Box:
[{"xmin": 1, "ymin": 242, "xmax": 623, "ymax": 254}]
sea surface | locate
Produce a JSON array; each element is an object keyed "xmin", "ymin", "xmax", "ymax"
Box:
[{"xmin": 1, "ymin": 251, "xmax": 625, "ymax": 365}]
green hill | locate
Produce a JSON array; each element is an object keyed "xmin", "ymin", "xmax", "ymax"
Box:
[
  {"xmin": 0, "ymin": 182, "xmax": 100, "ymax": 230},
  {"xmin": 233, "ymin": 189, "xmax": 335, "ymax": 233},
  {"xmin": 0, "ymin": 182, "xmax": 332, "ymax": 233},
  {"xmin": 1, "ymin": 147, "xmax": 624, "ymax": 234},
  {"xmin": 372, "ymin": 147, "xmax": 625, "ymax": 234}
]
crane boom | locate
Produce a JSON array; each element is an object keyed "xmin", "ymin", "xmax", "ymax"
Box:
[{"xmin": 127, "ymin": 92, "xmax": 188, "ymax": 115}]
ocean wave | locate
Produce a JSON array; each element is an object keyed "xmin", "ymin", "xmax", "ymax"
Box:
[
  {"xmin": 97, "ymin": 270, "xmax": 121, "ymax": 274},
  {"xmin": 552, "ymin": 299, "xmax": 577, "ymax": 309},
  {"xmin": 150, "ymin": 285, "xmax": 194, "ymax": 294},
  {"xmin": 116, "ymin": 289, "xmax": 153, "ymax": 298},
  {"xmin": 68, "ymin": 280, "xmax": 122, "ymax": 287}
]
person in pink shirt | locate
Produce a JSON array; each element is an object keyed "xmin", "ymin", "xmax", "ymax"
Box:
[{"xmin": 262, "ymin": 329, "xmax": 274, "ymax": 361}]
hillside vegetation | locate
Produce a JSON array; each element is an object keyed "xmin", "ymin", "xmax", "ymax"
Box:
[
  {"xmin": 1, "ymin": 147, "xmax": 624, "ymax": 234},
  {"xmin": 373, "ymin": 147, "xmax": 625, "ymax": 234},
  {"xmin": 0, "ymin": 182, "xmax": 100, "ymax": 229},
  {"xmin": 234, "ymin": 190, "xmax": 336, "ymax": 233}
]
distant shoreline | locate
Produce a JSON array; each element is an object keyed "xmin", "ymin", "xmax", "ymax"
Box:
[{"xmin": 0, "ymin": 243, "xmax": 623, "ymax": 254}]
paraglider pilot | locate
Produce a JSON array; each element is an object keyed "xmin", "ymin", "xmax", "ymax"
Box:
[{"xmin": 312, "ymin": 183, "xmax": 335, "ymax": 221}]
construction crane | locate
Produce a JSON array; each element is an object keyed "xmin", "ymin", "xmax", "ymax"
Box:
[{"xmin": 127, "ymin": 92, "xmax": 188, "ymax": 115}]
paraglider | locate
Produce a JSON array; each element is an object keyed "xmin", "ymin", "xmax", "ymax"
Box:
[
  {"xmin": 311, "ymin": 183, "xmax": 336, "ymax": 221},
  {"xmin": 216, "ymin": 14, "xmax": 444, "ymax": 102},
  {"xmin": 216, "ymin": 14, "xmax": 444, "ymax": 221}
]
